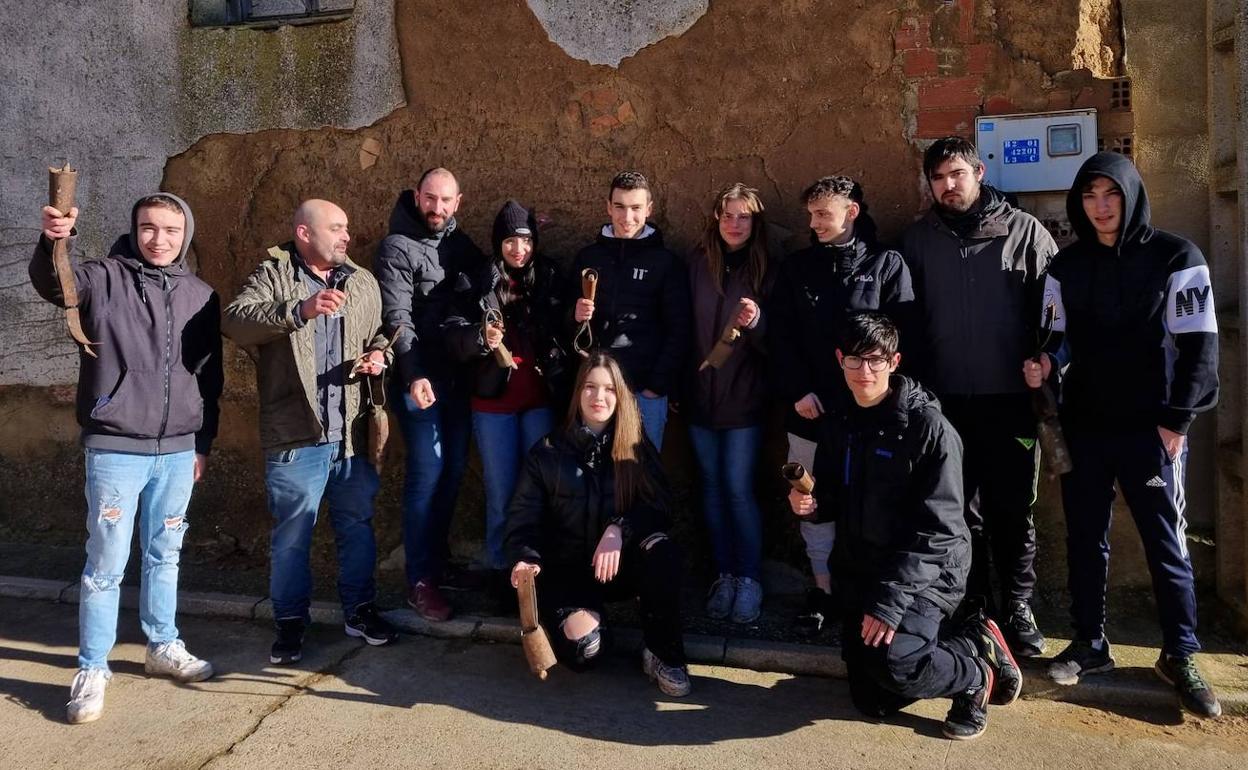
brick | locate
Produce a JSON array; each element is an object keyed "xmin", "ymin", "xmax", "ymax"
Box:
[
  {"xmin": 894, "ymin": 17, "xmax": 930, "ymax": 51},
  {"xmin": 965, "ymin": 43, "xmax": 994, "ymax": 75},
  {"xmin": 956, "ymin": 0, "xmax": 976, "ymax": 43},
  {"xmin": 563, "ymin": 100, "xmax": 583, "ymax": 127},
  {"xmin": 1072, "ymin": 83, "xmax": 1113, "ymax": 112},
  {"xmin": 587, "ymin": 87, "xmax": 618, "ymax": 113},
  {"xmin": 1046, "ymin": 89, "xmax": 1074, "ymax": 110},
  {"xmin": 588, "ymin": 114, "xmax": 620, "ymax": 137},
  {"xmin": 902, "ymin": 48, "xmax": 939, "ymax": 77},
  {"xmin": 984, "ymin": 94, "xmax": 1019, "ymax": 115},
  {"xmin": 918, "ymin": 75, "xmax": 983, "ymax": 109},
  {"xmin": 916, "ymin": 107, "xmax": 979, "ymax": 139},
  {"xmin": 615, "ymin": 99, "xmax": 636, "ymax": 125}
]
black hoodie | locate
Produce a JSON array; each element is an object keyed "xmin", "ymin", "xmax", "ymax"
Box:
[
  {"xmin": 1041, "ymin": 152, "xmax": 1218, "ymax": 434},
  {"xmin": 374, "ymin": 189, "xmax": 484, "ymax": 390},
  {"xmin": 812, "ymin": 375, "xmax": 969, "ymax": 627},
  {"xmin": 29, "ymin": 193, "xmax": 222, "ymax": 455}
]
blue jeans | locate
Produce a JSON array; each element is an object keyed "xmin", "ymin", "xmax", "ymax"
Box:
[
  {"xmin": 393, "ymin": 387, "xmax": 471, "ymax": 585},
  {"xmin": 637, "ymin": 393, "xmax": 669, "ymax": 451},
  {"xmin": 79, "ymin": 448, "xmax": 195, "ymax": 671},
  {"xmin": 471, "ymin": 407, "xmax": 554, "ymax": 569},
  {"xmin": 265, "ymin": 442, "xmax": 380, "ymax": 620},
  {"xmin": 688, "ymin": 424, "xmax": 764, "ymax": 580}
]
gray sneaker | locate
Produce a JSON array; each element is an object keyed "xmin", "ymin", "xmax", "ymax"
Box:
[
  {"xmin": 705, "ymin": 574, "xmax": 736, "ymax": 620},
  {"xmin": 66, "ymin": 667, "xmax": 110, "ymax": 724},
  {"xmin": 145, "ymin": 639, "xmax": 214, "ymax": 683},
  {"xmin": 731, "ymin": 576, "xmax": 763, "ymax": 624},
  {"xmin": 642, "ymin": 648, "xmax": 691, "ymax": 697}
]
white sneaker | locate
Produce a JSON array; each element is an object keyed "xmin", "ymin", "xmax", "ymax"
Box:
[
  {"xmin": 67, "ymin": 668, "xmax": 111, "ymax": 724},
  {"xmin": 145, "ymin": 639, "xmax": 214, "ymax": 683}
]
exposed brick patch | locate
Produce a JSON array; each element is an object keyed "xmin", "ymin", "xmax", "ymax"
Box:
[
  {"xmin": 955, "ymin": 0, "xmax": 976, "ymax": 44},
  {"xmin": 984, "ymin": 94, "xmax": 1019, "ymax": 114},
  {"xmin": 916, "ymin": 107, "xmax": 978, "ymax": 138},
  {"xmin": 588, "ymin": 114, "xmax": 621, "ymax": 137},
  {"xmin": 894, "ymin": 17, "xmax": 931, "ymax": 51},
  {"xmin": 918, "ymin": 75, "xmax": 983, "ymax": 110},
  {"xmin": 903, "ymin": 48, "xmax": 940, "ymax": 77},
  {"xmin": 964, "ymin": 43, "xmax": 994, "ymax": 75}
]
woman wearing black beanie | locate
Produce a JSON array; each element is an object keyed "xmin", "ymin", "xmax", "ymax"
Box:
[{"xmin": 442, "ymin": 200, "xmax": 569, "ymax": 592}]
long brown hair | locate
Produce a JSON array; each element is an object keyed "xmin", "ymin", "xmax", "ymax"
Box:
[
  {"xmin": 564, "ymin": 352, "xmax": 660, "ymax": 514},
  {"xmin": 700, "ymin": 182, "xmax": 770, "ymax": 296}
]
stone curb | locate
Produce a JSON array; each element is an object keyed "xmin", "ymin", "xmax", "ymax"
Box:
[{"xmin": 2, "ymin": 575, "xmax": 1244, "ymax": 716}]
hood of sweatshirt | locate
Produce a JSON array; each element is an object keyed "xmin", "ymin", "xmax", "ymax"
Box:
[
  {"xmin": 111, "ymin": 192, "xmax": 195, "ymax": 278},
  {"xmin": 387, "ymin": 189, "xmax": 459, "ymax": 242},
  {"xmin": 1066, "ymin": 151, "xmax": 1153, "ymax": 249}
]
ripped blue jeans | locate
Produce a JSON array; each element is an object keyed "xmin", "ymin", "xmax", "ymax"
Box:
[{"xmin": 79, "ymin": 448, "xmax": 195, "ymax": 671}]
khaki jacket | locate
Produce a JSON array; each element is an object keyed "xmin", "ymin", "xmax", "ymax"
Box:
[{"xmin": 223, "ymin": 242, "xmax": 389, "ymax": 457}]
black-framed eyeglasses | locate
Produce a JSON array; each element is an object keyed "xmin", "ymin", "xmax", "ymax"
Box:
[{"xmin": 841, "ymin": 355, "xmax": 893, "ymax": 372}]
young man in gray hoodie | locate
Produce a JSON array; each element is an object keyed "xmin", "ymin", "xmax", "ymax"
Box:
[{"xmin": 34, "ymin": 194, "xmax": 223, "ymax": 724}]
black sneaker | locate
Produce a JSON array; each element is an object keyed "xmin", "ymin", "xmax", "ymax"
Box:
[
  {"xmin": 1003, "ymin": 600, "xmax": 1047, "ymax": 657},
  {"xmin": 1155, "ymin": 654, "xmax": 1222, "ymax": 718},
  {"xmin": 345, "ymin": 603, "xmax": 398, "ymax": 646},
  {"xmin": 1048, "ymin": 638, "xmax": 1115, "ymax": 685},
  {"xmin": 969, "ymin": 614, "xmax": 1023, "ymax": 705},
  {"xmin": 942, "ymin": 659, "xmax": 992, "ymax": 741},
  {"xmin": 794, "ymin": 588, "xmax": 828, "ymax": 636},
  {"xmin": 270, "ymin": 617, "xmax": 306, "ymax": 665}
]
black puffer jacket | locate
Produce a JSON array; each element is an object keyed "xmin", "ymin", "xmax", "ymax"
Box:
[
  {"xmin": 568, "ymin": 225, "xmax": 691, "ymax": 396},
  {"xmin": 374, "ymin": 190, "xmax": 484, "ymax": 390},
  {"xmin": 504, "ymin": 424, "xmax": 671, "ymax": 570},
  {"xmin": 29, "ymin": 194, "xmax": 223, "ymax": 456},
  {"xmin": 813, "ymin": 375, "xmax": 969, "ymax": 627},
  {"xmin": 768, "ymin": 229, "xmax": 913, "ymax": 439},
  {"xmin": 441, "ymin": 257, "xmax": 569, "ymax": 399},
  {"xmin": 1042, "ymin": 151, "xmax": 1219, "ymax": 435}
]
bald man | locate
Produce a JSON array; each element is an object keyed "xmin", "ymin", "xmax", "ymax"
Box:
[
  {"xmin": 224, "ymin": 199, "xmax": 399, "ymax": 665},
  {"xmin": 375, "ymin": 167, "xmax": 485, "ymax": 621}
]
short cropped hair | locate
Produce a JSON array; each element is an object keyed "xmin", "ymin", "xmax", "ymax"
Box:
[
  {"xmin": 923, "ymin": 136, "xmax": 983, "ymax": 180},
  {"xmin": 608, "ymin": 170, "xmax": 651, "ymax": 199},
  {"xmin": 135, "ymin": 195, "xmax": 185, "ymax": 217},
  {"xmin": 841, "ymin": 311, "xmax": 900, "ymax": 357},
  {"xmin": 802, "ymin": 175, "xmax": 862, "ymax": 205}
]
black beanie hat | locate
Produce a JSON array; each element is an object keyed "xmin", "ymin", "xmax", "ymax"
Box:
[{"xmin": 492, "ymin": 200, "xmax": 538, "ymax": 256}]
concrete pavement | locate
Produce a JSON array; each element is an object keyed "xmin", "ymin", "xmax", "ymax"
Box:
[{"xmin": 1, "ymin": 596, "xmax": 1246, "ymax": 769}]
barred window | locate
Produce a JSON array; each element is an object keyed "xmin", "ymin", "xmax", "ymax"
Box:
[{"xmin": 191, "ymin": 0, "xmax": 354, "ymax": 27}]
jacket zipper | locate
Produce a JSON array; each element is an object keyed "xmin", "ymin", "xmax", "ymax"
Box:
[{"xmin": 157, "ymin": 270, "xmax": 173, "ymax": 452}]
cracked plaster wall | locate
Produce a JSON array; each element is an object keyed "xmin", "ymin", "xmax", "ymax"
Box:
[{"xmin": 4, "ymin": 0, "xmax": 1202, "ymax": 592}]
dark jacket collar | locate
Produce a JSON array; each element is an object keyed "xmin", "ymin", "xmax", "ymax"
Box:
[{"xmin": 388, "ymin": 189, "xmax": 459, "ymax": 242}]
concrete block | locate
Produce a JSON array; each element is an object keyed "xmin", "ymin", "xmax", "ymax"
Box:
[
  {"xmin": 383, "ymin": 609, "xmax": 479, "ymax": 640},
  {"xmin": 179, "ymin": 591, "xmax": 265, "ymax": 620},
  {"xmin": 683, "ymin": 634, "xmax": 726, "ymax": 665},
  {"xmin": 253, "ymin": 598, "xmax": 341, "ymax": 625},
  {"xmin": 723, "ymin": 638, "xmax": 845, "ymax": 678},
  {"xmin": 0, "ymin": 575, "xmax": 72, "ymax": 602},
  {"xmin": 475, "ymin": 617, "xmax": 521, "ymax": 644}
]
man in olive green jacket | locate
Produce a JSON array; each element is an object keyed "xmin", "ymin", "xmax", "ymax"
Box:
[{"xmin": 223, "ymin": 199, "xmax": 397, "ymax": 665}]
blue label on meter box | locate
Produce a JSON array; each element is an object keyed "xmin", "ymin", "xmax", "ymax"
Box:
[
  {"xmin": 980, "ymin": 122, "xmax": 995, "ymax": 131},
  {"xmin": 1003, "ymin": 139, "xmax": 1040, "ymax": 164}
]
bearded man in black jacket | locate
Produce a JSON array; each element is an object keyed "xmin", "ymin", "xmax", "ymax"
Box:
[
  {"xmin": 1026, "ymin": 152, "xmax": 1222, "ymax": 719},
  {"xmin": 569, "ymin": 171, "xmax": 691, "ymax": 451},
  {"xmin": 902, "ymin": 137, "xmax": 1057, "ymax": 657},
  {"xmin": 789, "ymin": 313, "xmax": 1021, "ymax": 741}
]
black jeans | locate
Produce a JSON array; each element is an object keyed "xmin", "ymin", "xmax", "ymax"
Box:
[
  {"xmin": 537, "ymin": 536, "xmax": 687, "ymax": 667},
  {"xmin": 941, "ymin": 394, "xmax": 1039, "ymax": 612},
  {"xmin": 841, "ymin": 597, "xmax": 981, "ymax": 717}
]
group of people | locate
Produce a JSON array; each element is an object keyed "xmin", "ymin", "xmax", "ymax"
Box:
[{"xmin": 33, "ymin": 136, "xmax": 1222, "ymax": 735}]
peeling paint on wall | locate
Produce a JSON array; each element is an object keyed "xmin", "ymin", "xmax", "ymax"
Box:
[{"xmin": 525, "ymin": 0, "xmax": 709, "ymax": 67}]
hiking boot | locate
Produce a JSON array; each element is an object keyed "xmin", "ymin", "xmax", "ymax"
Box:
[
  {"xmin": 1155, "ymin": 654, "xmax": 1222, "ymax": 718},
  {"xmin": 968, "ymin": 614, "xmax": 1022, "ymax": 706},
  {"xmin": 66, "ymin": 668, "xmax": 110, "ymax": 724},
  {"xmin": 705, "ymin": 574, "xmax": 736, "ymax": 620},
  {"xmin": 1048, "ymin": 638, "xmax": 1115, "ymax": 686},
  {"xmin": 1003, "ymin": 599, "xmax": 1047, "ymax": 657},
  {"xmin": 145, "ymin": 639, "xmax": 214, "ymax": 683},
  {"xmin": 345, "ymin": 602, "xmax": 399, "ymax": 646},
  {"xmin": 642, "ymin": 647, "xmax": 691, "ymax": 697},
  {"xmin": 270, "ymin": 617, "xmax": 306, "ymax": 665},
  {"xmin": 794, "ymin": 588, "xmax": 829, "ymax": 636},
  {"xmin": 731, "ymin": 576, "xmax": 763, "ymax": 625},
  {"xmin": 942, "ymin": 659, "xmax": 992, "ymax": 740},
  {"xmin": 408, "ymin": 579, "xmax": 452, "ymax": 622}
]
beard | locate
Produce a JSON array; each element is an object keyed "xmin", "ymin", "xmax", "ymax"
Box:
[{"xmin": 424, "ymin": 211, "xmax": 448, "ymax": 233}]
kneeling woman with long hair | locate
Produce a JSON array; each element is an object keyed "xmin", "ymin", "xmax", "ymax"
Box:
[{"xmin": 504, "ymin": 352, "xmax": 690, "ymax": 696}]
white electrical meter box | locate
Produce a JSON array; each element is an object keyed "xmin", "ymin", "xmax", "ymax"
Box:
[{"xmin": 975, "ymin": 109, "xmax": 1098, "ymax": 193}]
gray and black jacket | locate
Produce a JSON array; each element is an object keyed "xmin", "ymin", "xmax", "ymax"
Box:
[
  {"xmin": 901, "ymin": 186, "xmax": 1057, "ymax": 398},
  {"xmin": 374, "ymin": 190, "xmax": 484, "ymax": 391},
  {"xmin": 813, "ymin": 375, "xmax": 969, "ymax": 627},
  {"xmin": 1041, "ymin": 151, "xmax": 1218, "ymax": 435},
  {"xmin": 28, "ymin": 194, "xmax": 222, "ymax": 455}
]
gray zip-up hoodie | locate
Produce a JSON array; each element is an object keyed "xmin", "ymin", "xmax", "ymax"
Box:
[{"xmin": 29, "ymin": 194, "xmax": 223, "ymax": 455}]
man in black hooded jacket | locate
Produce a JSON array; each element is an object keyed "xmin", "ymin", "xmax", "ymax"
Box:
[
  {"xmin": 789, "ymin": 312, "xmax": 1021, "ymax": 741},
  {"xmin": 1025, "ymin": 151, "xmax": 1222, "ymax": 718},
  {"xmin": 374, "ymin": 167, "xmax": 485, "ymax": 622},
  {"xmin": 902, "ymin": 137, "xmax": 1057, "ymax": 657}
]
